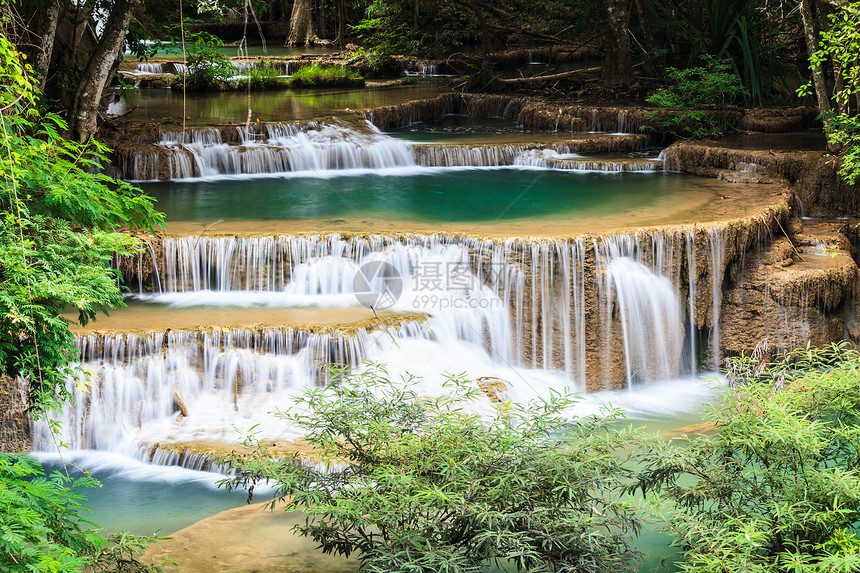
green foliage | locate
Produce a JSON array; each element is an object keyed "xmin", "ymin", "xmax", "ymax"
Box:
[
  {"xmin": 287, "ymin": 65, "xmax": 364, "ymax": 89},
  {"xmin": 0, "ymin": 36, "xmax": 163, "ymax": 413},
  {"xmin": 800, "ymin": 2, "xmax": 860, "ymax": 185},
  {"xmin": 170, "ymin": 31, "xmax": 237, "ymax": 91},
  {"xmin": 346, "ymin": 47, "xmax": 396, "ymax": 75},
  {"xmin": 646, "ymin": 57, "xmax": 746, "ymax": 137},
  {"xmin": 633, "ymin": 343, "xmax": 860, "ymax": 571},
  {"xmin": 235, "ymin": 64, "xmax": 290, "ymax": 90},
  {"xmin": 0, "ymin": 453, "xmax": 100, "ymax": 571},
  {"xmin": 223, "ymin": 365, "xmax": 645, "ymax": 573},
  {"xmin": 640, "ymin": 0, "xmax": 798, "ymax": 105},
  {"xmin": 352, "ymin": 0, "xmax": 419, "ymax": 58},
  {"xmin": 826, "ymin": 113, "xmax": 860, "ymax": 186},
  {"xmin": 0, "ymin": 454, "xmax": 167, "ymax": 572},
  {"xmin": 0, "ymin": 34, "xmax": 166, "ymax": 573},
  {"xmin": 647, "ymin": 57, "xmax": 746, "ymax": 107}
]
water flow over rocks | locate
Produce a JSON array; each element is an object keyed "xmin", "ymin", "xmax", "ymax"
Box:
[
  {"xmin": 24, "ymin": 198, "xmax": 802, "ymax": 467},
  {"xmin": 107, "ymin": 118, "xmax": 653, "ymax": 181}
]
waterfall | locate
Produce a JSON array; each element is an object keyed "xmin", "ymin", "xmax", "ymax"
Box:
[
  {"xmin": 405, "ymin": 64, "xmax": 440, "ymax": 76},
  {"xmin": 128, "ymin": 232, "xmax": 700, "ymax": 389},
  {"xmin": 133, "ymin": 235, "xmax": 515, "ymax": 362},
  {"xmin": 594, "ymin": 232, "xmax": 685, "ymax": 387},
  {"xmin": 605, "ymin": 258, "xmax": 683, "ymax": 384},
  {"xmin": 617, "ymin": 111, "xmax": 628, "ymax": 134},
  {"xmin": 31, "ymin": 324, "xmax": 431, "ymax": 457},
  {"xmin": 119, "ymin": 119, "xmax": 652, "ymax": 181},
  {"xmin": 135, "ymin": 121, "xmax": 416, "ymax": 180},
  {"xmin": 685, "ymin": 233, "xmax": 697, "ymax": 375},
  {"xmin": 33, "ymin": 224, "xmax": 754, "ymax": 467},
  {"xmin": 515, "ymin": 149, "xmax": 662, "ymax": 172},
  {"xmin": 136, "ymin": 63, "xmax": 166, "ymax": 73},
  {"xmin": 708, "ymin": 228, "xmax": 726, "ymax": 368}
]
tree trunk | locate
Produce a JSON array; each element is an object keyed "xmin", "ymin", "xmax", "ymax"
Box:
[
  {"xmin": 58, "ymin": 0, "xmax": 98, "ymax": 109},
  {"xmin": 32, "ymin": 0, "xmax": 61, "ymax": 91},
  {"xmin": 334, "ymin": 0, "xmax": 345, "ymax": 45},
  {"xmin": 604, "ymin": 0, "xmax": 633, "ymax": 81},
  {"xmin": 316, "ymin": 0, "xmax": 327, "ymax": 40},
  {"xmin": 450, "ymin": 0, "xmax": 491, "ymax": 55},
  {"xmin": 632, "ymin": 0, "xmax": 656, "ymax": 59},
  {"xmin": 799, "ymin": 0, "xmax": 836, "ymax": 148},
  {"xmin": 287, "ymin": 0, "xmax": 319, "ymax": 46},
  {"xmin": 68, "ymin": 0, "xmax": 138, "ymax": 142},
  {"xmin": 821, "ymin": 5, "xmax": 849, "ymax": 116}
]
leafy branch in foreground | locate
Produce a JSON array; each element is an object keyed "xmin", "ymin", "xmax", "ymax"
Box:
[
  {"xmin": 0, "ymin": 33, "xmax": 163, "ymax": 415},
  {"xmin": 0, "ymin": 454, "xmax": 167, "ymax": 572},
  {"xmin": 223, "ymin": 365, "xmax": 645, "ymax": 573},
  {"xmin": 632, "ymin": 343, "xmax": 860, "ymax": 572},
  {"xmin": 0, "ymin": 31, "xmax": 166, "ymax": 573},
  {"xmin": 799, "ymin": 1, "xmax": 860, "ymax": 185}
]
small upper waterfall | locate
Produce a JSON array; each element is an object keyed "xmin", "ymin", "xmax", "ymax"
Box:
[
  {"xmin": 132, "ymin": 121, "xmax": 417, "ymax": 180},
  {"xmin": 114, "ymin": 117, "xmax": 658, "ymax": 181}
]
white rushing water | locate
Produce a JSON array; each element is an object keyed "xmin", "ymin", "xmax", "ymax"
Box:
[
  {"xmin": 31, "ymin": 229, "xmax": 734, "ymax": 467},
  {"xmin": 123, "ymin": 120, "xmax": 659, "ymax": 180}
]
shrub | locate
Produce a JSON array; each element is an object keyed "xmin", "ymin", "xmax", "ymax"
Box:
[
  {"xmin": 0, "ymin": 454, "xmax": 165, "ymax": 572},
  {"xmin": 633, "ymin": 343, "xmax": 860, "ymax": 571},
  {"xmin": 236, "ymin": 64, "xmax": 289, "ymax": 90},
  {"xmin": 287, "ymin": 65, "xmax": 365, "ymax": 89},
  {"xmin": 223, "ymin": 365, "xmax": 645, "ymax": 573},
  {"xmin": 645, "ymin": 57, "xmax": 747, "ymax": 138},
  {"xmin": 170, "ymin": 32, "xmax": 236, "ymax": 91}
]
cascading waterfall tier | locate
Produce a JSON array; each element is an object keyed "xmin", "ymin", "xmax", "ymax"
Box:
[
  {"xmin": 124, "ymin": 120, "xmax": 416, "ymax": 180},
  {"xmin": 120, "ymin": 215, "xmax": 786, "ymax": 390},
  {"xmin": 34, "ymin": 203, "xmax": 792, "ymax": 468},
  {"xmin": 360, "ymin": 92, "xmax": 658, "ymax": 133},
  {"xmin": 32, "ymin": 321, "xmax": 430, "ymax": 460},
  {"xmin": 109, "ymin": 118, "xmax": 653, "ymax": 181}
]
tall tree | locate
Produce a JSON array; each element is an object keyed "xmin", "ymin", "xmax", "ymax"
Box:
[
  {"xmin": 8, "ymin": 0, "xmax": 141, "ymax": 142},
  {"xmin": 604, "ymin": 0, "xmax": 633, "ymax": 80},
  {"xmin": 69, "ymin": 0, "xmax": 139, "ymax": 142},
  {"xmin": 30, "ymin": 0, "xmax": 61, "ymax": 90},
  {"xmin": 287, "ymin": 0, "xmax": 319, "ymax": 45},
  {"xmin": 798, "ymin": 0, "xmax": 834, "ymax": 138}
]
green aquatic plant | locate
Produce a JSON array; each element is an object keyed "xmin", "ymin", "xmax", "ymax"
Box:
[
  {"xmin": 170, "ymin": 31, "xmax": 237, "ymax": 91},
  {"xmin": 287, "ymin": 64, "xmax": 364, "ymax": 88},
  {"xmin": 223, "ymin": 364, "xmax": 645, "ymax": 573},
  {"xmin": 632, "ymin": 343, "xmax": 860, "ymax": 571}
]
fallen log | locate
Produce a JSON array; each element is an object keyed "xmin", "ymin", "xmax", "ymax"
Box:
[{"xmin": 498, "ymin": 66, "xmax": 602, "ymax": 84}]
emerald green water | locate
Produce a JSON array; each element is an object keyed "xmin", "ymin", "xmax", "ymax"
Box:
[
  {"xmin": 142, "ymin": 170, "xmax": 708, "ymax": 227},
  {"xmin": 37, "ymin": 455, "xmax": 246, "ymax": 536},
  {"xmin": 125, "ymin": 82, "xmax": 447, "ymax": 124}
]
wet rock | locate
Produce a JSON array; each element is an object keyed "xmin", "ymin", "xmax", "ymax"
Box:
[
  {"xmin": 663, "ymin": 141, "xmax": 860, "ymax": 218},
  {"xmin": 739, "ymin": 107, "xmax": 820, "ymax": 133},
  {"xmin": 0, "ymin": 375, "xmax": 30, "ymax": 453}
]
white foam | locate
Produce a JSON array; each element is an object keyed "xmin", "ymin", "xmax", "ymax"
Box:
[{"xmin": 131, "ymin": 291, "xmax": 358, "ymax": 308}]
